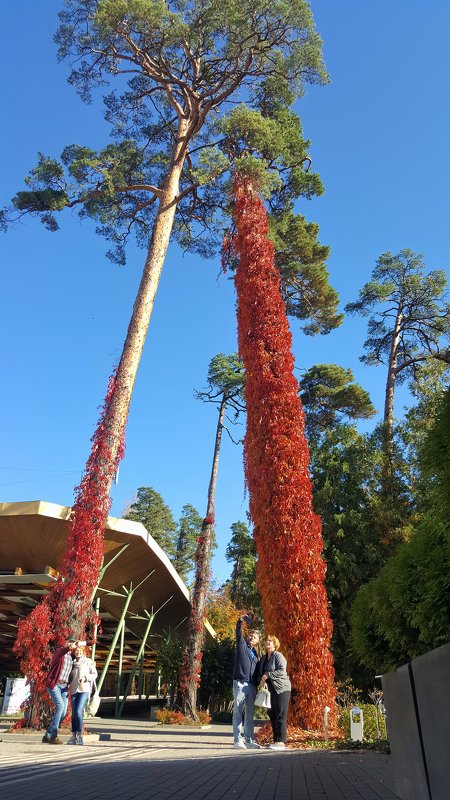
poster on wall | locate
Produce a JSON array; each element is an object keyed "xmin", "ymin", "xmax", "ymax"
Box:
[{"xmin": 2, "ymin": 677, "xmax": 30, "ymax": 714}]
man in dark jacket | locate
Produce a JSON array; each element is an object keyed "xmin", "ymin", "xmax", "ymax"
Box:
[
  {"xmin": 42, "ymin": 636, "xmax": 79, "ymax": 744},
  {"xmin": 232, "ymin": 615, "xmax": 261, "ymax": 749}
]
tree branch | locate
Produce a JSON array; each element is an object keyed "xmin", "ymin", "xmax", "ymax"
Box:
[{"xmin": 393, "ymin": 348, "xmax": 450, "ymax": 375}]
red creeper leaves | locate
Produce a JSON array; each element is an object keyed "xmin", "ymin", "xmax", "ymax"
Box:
[
  {"xmin": 179, "ymin": 519, "xmax": 214, "ymax": 700},
  {"xmin": 13, "ymin": 367, "xmax": 126, "ymax": 727},
  {"xmin": 231, "ymin": 177, "xmax": 337, "ymax": 731}
]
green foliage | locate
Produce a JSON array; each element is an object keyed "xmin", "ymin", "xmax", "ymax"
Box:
[
  {"xmin": 396, "ymin": 365, "xmax": 449, "ymax": 517},
  {"xmin": 198, "ymin": 637, "xmax": 235, "ymax": 712},
  {"xmin": 155, "ymin": 634, "xmax": 183, "ymax": 695},
  {"xmin": 123, "ymin": 489, "xmax": 205, "ymax": 579},
  {"xmin": 5, "ymin": 0, "xmax": 331, "ymax": 281},
  {"xmin": 124, "ymin": 486, "xmax": 177, "ymax": 558},
  {"xmin": 300, "ymin": 364, "xmax": 375, "ymax": 438},
  {"xmin": 311, "ymin": 423, "xmax": 413, "ymax": 680},
  {"xmin": 195, "ymin": 354, "xmax": 246, "ymax": 429},
  {"xmin": 4, "ymin": 0, "xmax": 340, "ymax": 343},
  {"xmin": 339, "ymin": 704, "xmax": 387, "ymax": 740},
  {"xmin": 419, "ymin": 388, "xmax": 450, "ymax": 521},
  {"xmin": 350, "ymin": 518, "xmax": 450, "ymax": 673},
  {"xmin": 220, "ymin": 105, "xmax": 323, "ymax": 199},
  {"xmin": 173, "ymin": 503, "xmax": 203, "ymax": 584},
  {"xmin": 222, "ymin": 106, "xmax": 301, "ymax": 164},
  {"xmin": 350, "ymin": 390, "xmax": 450, "ymax": 673},
  {"xmin": 225, "ymin": 521, "xmax": 262, "ymax": 620},
  {"xmin": 335, "ymin": 738, "xmax": 390, "ymax": 754},
  {"xmin": 269, "ymin": 212, "xmax": 342, "ymax": 335},
  {"xmin": 203, "ymin": 353, "xmax": 245, "ymax": 405},
  {"xmin": 345, "ymin": 249, "xmax": 450, "ymax": 388},
  {"xmin": 231, "ymin": 155, "xmax": 283, "ymax": 198},
  {"xmin": 94, "ymin": 0, "xmax": 186, "ymax": 44},
  {"xmin": 13, "ymin": 189, "xmax": 68, "ymax": 213}
]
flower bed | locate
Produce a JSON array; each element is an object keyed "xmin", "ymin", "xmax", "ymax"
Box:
[{"xmin": 155, "ymin": 709, "xmax": 211, "ymax": 726}]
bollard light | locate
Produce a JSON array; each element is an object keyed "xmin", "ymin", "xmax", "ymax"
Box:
[
  {"xmin": 324, "ymin": 705, "xmax": 331, "ymax": 742},
  {"xmin": 350, "ymin": 705, "xmax": 364, "ymax": 741}
]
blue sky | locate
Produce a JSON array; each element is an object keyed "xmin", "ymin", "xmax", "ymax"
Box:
[{"xmin": 1, "ymin": 1, "xmax": 449, "ymax": 585}]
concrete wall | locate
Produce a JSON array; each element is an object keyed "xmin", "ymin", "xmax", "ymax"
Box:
[{"xmin": 382, "ymin": 642, "xmax": 450, "ymax": 800}]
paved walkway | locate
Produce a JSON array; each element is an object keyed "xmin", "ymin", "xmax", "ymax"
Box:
[{"xmin": 0, "ymin": 719, "xmax": 400, "ymax": 800}]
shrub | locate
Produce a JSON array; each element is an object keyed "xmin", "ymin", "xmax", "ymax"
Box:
[
  {"xmin": 350, "ymin": 389, "xmax": 450, "ymax": 673},
  {"xmin": 199, "ymin": 638, "xmax": 234, "ymax": 712},
  {"xmin": 254, "ymin": 705, "xmax": 270, "ymax": 720},
  {"xmin": 155, "ymin": 708, "xmax": 211, "ymax": 725}
]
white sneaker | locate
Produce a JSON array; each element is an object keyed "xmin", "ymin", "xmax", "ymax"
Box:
[
  {"xmin": 233, "ymin": 739, "xmax": 247, "ymax": 749},
  {"xmin": 245, "ymin": 740, "xmax": 262, "ymax": 749},
  {"xmin": 269, "ymin": 742, "xmax": 286, "ymax": 750}
]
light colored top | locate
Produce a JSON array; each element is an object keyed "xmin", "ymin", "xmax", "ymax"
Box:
[
  {"xmin": 260, "ymin": 651, "xmax": 291, "ymax": 694},
  {"xmin": 69, "ymin": 656, "xmax": 97, "ymax": 695}
]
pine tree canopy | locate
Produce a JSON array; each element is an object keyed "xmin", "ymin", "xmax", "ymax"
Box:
[
  {"xmin": 195, "ymin": 353, "xmax": 245, "ymax": 418},
  {"xmin": 345, "ymin": 249, "xmax": 450, "ymax": 383},
  {"xmin": 124, "ymin": 486, "xmax": 177, "ymax": 557},
  {"xmin": 299, "ymin": 363, "xmax": 376, "ymax": 438},
  {"xmin": 3, "ymin": 0, "xmax": 328, "ymax": 264},
  {"xmin": 269, "ymin": 211, "xmax": 343, "ymax": 335}
]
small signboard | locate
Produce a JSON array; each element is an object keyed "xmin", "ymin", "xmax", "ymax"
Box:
[{"xmin": 2, "ymin": 677, "xmax": 30, "ymax": 714}]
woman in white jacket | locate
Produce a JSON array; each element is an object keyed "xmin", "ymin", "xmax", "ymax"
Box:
[{"xmin": 68, "ymin": 645, "xmax": 97, "ymax": 745}]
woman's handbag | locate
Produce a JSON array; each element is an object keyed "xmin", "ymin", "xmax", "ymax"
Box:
[
  {"xmin": 254, "ymin": 688, "xmax": 271, "ymax": 709},
  {"xmin": 86, "ymin": 680, "xmax": 101, "ymax": 716}
]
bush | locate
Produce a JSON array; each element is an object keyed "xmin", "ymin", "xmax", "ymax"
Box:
[
  {"xmin": 335, "ymin": 737, "xmax": 390, "ymax": 754},
  {"xmin": 199, "ymin": 638, "xmax": 235, "ymax": 712},
  {"xmin": 350, "ymin": 389, "xmax": 450, "ymax": 673},
  {"xmin": 254, "ymin": 705, "xmax": 269, "ymax": 720},
  {"xmin": 155, "ymin": 708, "xmax": 211, "ymax": 725}
]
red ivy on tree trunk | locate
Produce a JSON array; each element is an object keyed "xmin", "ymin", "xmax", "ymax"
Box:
[
  {"xmin": 178, "ymin": 516, "xmax": 214, "ymax": 718},
  {"xmin": 13, "ymin": 368, "xmax": 125, "ymax": 727},
  {"xmin": 231, "ymin": 177, "xmax": 336, "ymax": 730}
]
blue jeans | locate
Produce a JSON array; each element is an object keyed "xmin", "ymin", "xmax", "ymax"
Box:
[
  {"xmin": 232, "ymin": 680, "xmax": 256, "ymax": 742},
  {"xmin": 46, "ymin": 684, "xmax": 69, "ymax": 738},
  {"xmin": 71, "ymin": 692, "xmax": 89, "ymax": 733}
]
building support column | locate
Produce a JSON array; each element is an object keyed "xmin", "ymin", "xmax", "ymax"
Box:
[
  {"xmin": 96, "ymin": 570, "xmax": 155, "ymax": 694},
  {"xmin": 115, "ymin": 622, "xmax": 125, "ymax": 718},
  {"xmin": 118, "ymin": 595, "xmax": 173, "ymax": 717}
]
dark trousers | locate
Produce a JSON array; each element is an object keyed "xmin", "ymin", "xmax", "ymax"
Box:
[{"xmin": 268, "ymin": 689, "xmax": 290, "ymax": 743}]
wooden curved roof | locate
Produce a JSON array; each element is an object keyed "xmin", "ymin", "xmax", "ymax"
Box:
[{"xmin": 0, "ymin": 501, "xmax": 213, "ymax": 674}]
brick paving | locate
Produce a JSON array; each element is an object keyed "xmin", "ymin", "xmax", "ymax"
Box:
[{"xmin": 0, "ymin": 720, "xmax": 400, "ymax": 799}]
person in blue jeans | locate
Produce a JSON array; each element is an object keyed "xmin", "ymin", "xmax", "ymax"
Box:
[
  {"xmin": 232, "ymin": 615, "xmax": 261, "ymax": 749},
  {"xmin": 43, "ymin": 636, "xmax": 78, "ymax": 744},
  {"xmin": 67, "ymin": 645, "xmax": 97, "ymax": 745}
]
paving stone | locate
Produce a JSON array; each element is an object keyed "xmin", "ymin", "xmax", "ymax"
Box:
[{"xmin": 0, "ymin": 720, "xmax": 400, "ymax": 800}]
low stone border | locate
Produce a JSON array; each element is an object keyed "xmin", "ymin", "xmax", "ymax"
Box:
[
  {"xmin": 156, "ymin": 724, "xmax": 212, "ymax": 730},
  {"xmin": 0, "ymin": 731, "xmax": 100, "ymax": 743}
]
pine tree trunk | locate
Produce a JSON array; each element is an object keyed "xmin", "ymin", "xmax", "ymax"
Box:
[
  {"xmin": 232, "ymin": 177, "xmax": 336, "ymax": 731},
  {"xmin": 14, "ymin": 121, "xmax": 190, "ymax": 725},
  {"xmin": 181, "ymin": 396, "xmax": 226, "ymax": 718},
  {"xmin": 51, "ymin": 122, "xmax": 190, "ymax": 628},
  {"xmin": 382, "ymin": 309, "xmax": 403, "ymax": 487}
]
